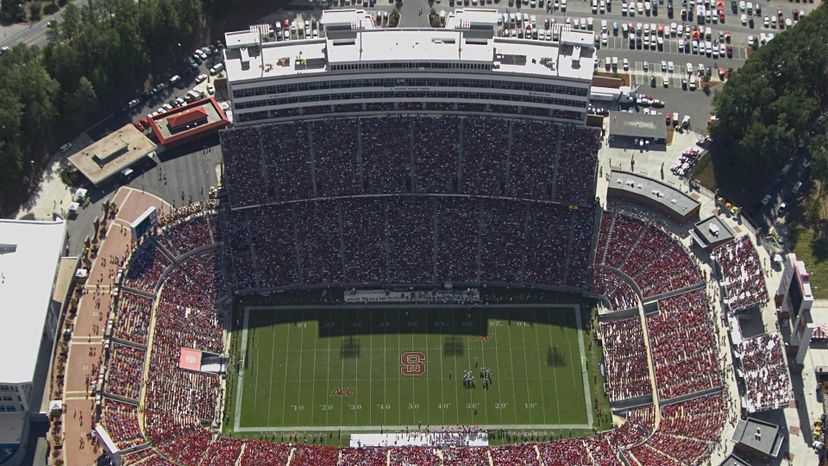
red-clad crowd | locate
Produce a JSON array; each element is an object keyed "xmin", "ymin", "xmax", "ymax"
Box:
[
  {"xmin": 592, "ymin": 268, "xmax": 638, "ymax": 311},
  {"xmin": 99, "ymin": 400, "xmax": 144, "ymax": 450},
  {"xmin": 599, "ymin": 317, "xmax": 652, "ymax": 401},
  {"xmin": 104, "ymin": 344, "xmax": 145, "ymax": 400},
  {"xmin": 647, "ymin": 291, "xmax": 723, "ymax": 400}
]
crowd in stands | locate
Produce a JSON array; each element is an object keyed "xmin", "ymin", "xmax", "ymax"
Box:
[
  {"xmin": 226, "ymin": 195, "xmax": 597, "ymax": 291},
  {"xmin": 599, "ymin": 317, "xmax": 652, "ymax": 401},
  {"xmin": 596, "ymin": 210, "xmax": 702, "ymax": 298},
  {"xmin": 200, "ymin": 438, "xmax": 245, "ymax": 466},
  {"xmin": 156, "ymin": 205, "xmax": 216, "ymax": 257},
  {"xmin": 647, "ymin": 290, "xmax": 723, "ymax": 400},
  {"xmin": 591, "ymin": 268, "xmax": 638, "ymax": 311},
  {"xmin": 337, "ymin": 447, "xmax": 388, "ymax": 466},
  {"xmin": 113, "ymin": 292, "xmax": 152, "ymax": 345},
  {"xmin": 630, "ymin": 393, "xmax": 725, "ymax": 465},
  {"xmin": 99, "ymin": 400, "xmax": 145, "ymax": 450},
  {"xmin": 220, "ymin": 116, "xmax": 599, "ymax": 206},
  {"xmin": 105, "ymin": 344, "xmax": 145, "ymax": 400},
  {"xmin": 122, "ymin": 240, "xmax": 171, "ymax": 292},
  {"xmin": 711, "ymin": 236, "xmax": 769, "ymax": 311},
  {"xmin": 737, "ymin": 333, "xmax": 792, "ymax": 413},
  {"xmin": 95, "ymin": 190, "xmax": 733, "ymax": 466},
  {"xmin": 239, "ymin": 440, "xmax": 292, "ymax": 465}
]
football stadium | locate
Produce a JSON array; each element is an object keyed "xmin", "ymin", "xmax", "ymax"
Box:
[{"xmin": 74, "ymin": 7, "xmax": 774, "ymax": 466}]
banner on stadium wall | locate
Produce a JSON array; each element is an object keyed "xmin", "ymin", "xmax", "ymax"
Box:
[{"xmin": 178, "ymin": 348, "xmax": 203, "ymax": 371}]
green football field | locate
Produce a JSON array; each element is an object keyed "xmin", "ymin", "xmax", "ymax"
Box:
[{"xmin": 230, "ymin": 305, "xmax": 593, "ymax": 432}]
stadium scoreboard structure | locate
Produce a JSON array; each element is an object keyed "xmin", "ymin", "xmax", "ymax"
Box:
[{"xmin": 130, "ymin": 206, "xmax": 158, "ymax": 241}]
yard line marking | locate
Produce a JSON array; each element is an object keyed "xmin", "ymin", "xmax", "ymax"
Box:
[
  {"xmin": 506, "ymin": 319, "xmax": 519, "ymax": 423},
  {"xmin": 452, "ymin": 310, "xmax": 461, "ymax": 423},
  {"xmin": 309, "ymin": 310, "xmax": 319, "ymax": 426},
  {"xmin": 545, "ymin": 311, "xmax": 563, "ymax": 425},
  {"xmin": 437, "ymin": 312, "xmax": 446, "ymax": 427},
  {"xmin": 491, "ymin": 318, "xmax": 505, "ymax": 425},
  {"xmin": 383, "ymin": 314, "xmax": 389, "ymax": 427},
  {"xmin": 397, "ymin": 310, "xmax": 403, "ymax": 427},
  {"xmin": 519, "ymin": 310, "xmax": 533, "ymax": 424},
  {"xmin": 324, "ymin": 309, "xmax": 333, "ymax": 427},
  {"xmin": 368, "ymin": 309, "xmax": 374, "ymax": 428},
  {"xmin": 530, "ymin": 308, "xmax": 547, "ymax": 425},
  {"xmin": 295, "ymin": 310, "xmax": 306, "ymax": 426},
  {"xmin": 233, "ymin": 307, "xmax": 251, "ymax": 431},
  {"xmin": 476, "ymin": 310, "xmax": 490, "ymax": 423},
  {"xmin": 337, "ymin": 309, "xmax": 347, "ymax": 427},
  {"xmin": 574, "ymin": 304, "xmax": 595, "ymax": 427},
  {"xmin": 278, "ymin": 310, "xmax": 292, "ymax": 426}
]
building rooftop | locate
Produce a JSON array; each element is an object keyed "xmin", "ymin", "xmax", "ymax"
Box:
[
  {"xmin": 691, "ymin": 215, "xmax": 736, "ymax": 248},
  {"xmin": 148, "ymin": 97, "xmax": 229, "ymax": 146},
  {"xmin": 68, "ymin": 124, "xmax": 156, "ymax": 186},
  {"xmin": 224, "ymin": 16, "xmax": 595, "ymax": 84},
  {"xmin": 608, "ymin": 111, "xmax": 665, "ymax": 140},
  {"xmin": 0, "ymin": 218, "xmax": 65, "ymax": 384},
  {"xmin": 731, "ymin": 417, "xmax": 785, "ymax": 457},
  {"xmin": 718, "ymin": 454, "xmax": 752, "ymax": 466},
  {"xmin": 609, "ymin": 170, "xmax": 700, "ymax": 218}
]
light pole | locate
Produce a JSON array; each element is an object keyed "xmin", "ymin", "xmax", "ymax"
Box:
[{"xmin": 30, "ymin": 159, "xmax": 35, "ymax": 187}]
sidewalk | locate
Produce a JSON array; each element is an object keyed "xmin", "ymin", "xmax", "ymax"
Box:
[{"xmin": 56, "ymin": 187, "xmax": 171, "ymax": 466}]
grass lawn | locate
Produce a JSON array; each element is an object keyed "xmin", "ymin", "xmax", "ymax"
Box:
[
  {"xmin": 791, "ymin": 226, "xmax": 828, "ymax": 298},
  {"xmin": 226, "ymin": 305, "xmax": 599, "ymax": 436}
]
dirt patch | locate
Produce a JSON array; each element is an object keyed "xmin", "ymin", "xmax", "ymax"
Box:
[{"xmin": 594, "ymin": 71, "xmax": 631, "ymax": 87}]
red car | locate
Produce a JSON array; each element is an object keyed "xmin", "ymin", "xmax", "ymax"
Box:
[
  {"xmin": 718, "ymin": 9, "xmax": 725, "ymax": 21},
  {"xmin": 132, "ymin": 121, "xmax": 145, "ymax": 132}
]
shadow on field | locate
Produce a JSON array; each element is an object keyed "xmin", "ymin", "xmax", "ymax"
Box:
[{"xmin": 243, "ymin": 306, "xmax": 580, "ymax": 338}]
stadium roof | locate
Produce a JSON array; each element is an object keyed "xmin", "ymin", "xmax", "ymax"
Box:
[
  {"xmin": 0, "ymin": 218, "xmax": 65, "ymax": 384},
  {"xmin": 148, "ymin": 97, "xmax": 229, "ymax": 146},
  {"xmin": 690, "ymin": 215, "xmax": 735, "ymax": 250},
  {"xmin": 608, "ymin": 111, "xmax": 666, "ymax": 141},
  {"xmin": 731, "ymin": 417, "xmax": 785, "ymax": 457},
  {"xmin": 608, "ymin": 170, "xmax": 700, "ymax": 222},
  {"xmin": 68, "ymin": 124, "xmax": 157, "ymax": 186},
  {"xmin": 718, "ymin": 454, "xmax": 752, "ymax": 466},
  {"xmin": 224, "ymin": 16, "xmax": 595, "ymax": 83}
]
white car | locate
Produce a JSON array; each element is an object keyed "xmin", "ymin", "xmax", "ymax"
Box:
[
  {"xmin": 738, "ymin": 0, "xmax": 745, "ymax": 10},
  {"xmin": 600, "ymin": 0, "xmax": 606, "ymax": 12},
  {"xmin": 741, "ymin": 13, "xmax": 748, "ymax": 25},
  {"xmin": 720, "ymin": 43, "xmax": 727, "ymax": 55},
  {"xmin": 747, "ymin": 34, "xmax": 755, "ymax": 46},
  {"xmin": 764, "ymin": 16, "xmax": 770, "ymax": 27},
  {"xmin": 663, "ymin": 74, "xmax": 669, "ymax": 87},
  {"xmin": 678, "ymin": 39, "xmax": 685, "ymax": 51},
  {"xmin": 623, "ymin": 57, "xmax": 629, "ymax": 70},
  {"xmin": 746, "ymin": 1, "xmax": 752, "ymax": 13},
  {"xmin": 660, "ymin": 59, "xmax": 667, "ymax": 71},
  {"xmin": 686, "ymin": 62, "xmax": 693, "ymax": 73},
  {"xmin": 601, "ymin": 19, "xmax": 608, "ymax": 31},
  {"xmin": 195, "ymin": 73, "xmax": 207, "ymax": 83},
  {"xmin": 601, "ymin": 32, "xmax": 608, "ymax": 44},
  {"xmin": 667, "ymin": 61, "xmax": 674, "ymax": 72}
]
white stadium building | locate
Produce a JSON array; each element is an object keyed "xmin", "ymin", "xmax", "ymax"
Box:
[{"xmin": 222, "ymin": 8, "xmax": 595, "ymax": 125}]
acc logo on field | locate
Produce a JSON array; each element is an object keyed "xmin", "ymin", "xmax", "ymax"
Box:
[
  {"xmin": 400, "ymin": 352, "xmax": 426, "ymax": 377},
  {"xmin": 185, "ymin": 355, "xmax": 197, "ymax": 363},
  {"xmin": 329, "ymin": 387, "xmax": 354, "ymax": 397}
]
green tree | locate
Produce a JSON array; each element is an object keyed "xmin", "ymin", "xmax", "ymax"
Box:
[
  {"xmin": 0, "ymin": 0, "xmax": 25, "ymax": 22},
  {"xmin": 65, "ymin": 77, "xmax": 99, "ymax": 123}
]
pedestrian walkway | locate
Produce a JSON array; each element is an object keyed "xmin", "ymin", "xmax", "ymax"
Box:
[{"xmin": 55, "ymin": 187, "xmax": 171, "ymax": 466}]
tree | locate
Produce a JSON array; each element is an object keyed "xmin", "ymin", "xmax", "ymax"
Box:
[
  {"xmin": 0, "ymin": 0, "xmax": 24, "ymax": 22},
  {"xmin": 65, "ymin": 77, "xmax": 98, "ymax": 123}
]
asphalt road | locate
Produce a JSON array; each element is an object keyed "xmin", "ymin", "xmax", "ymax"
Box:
[{"xmin": 0, "ymin": 0, "xmax": 88, "ymax": 49}]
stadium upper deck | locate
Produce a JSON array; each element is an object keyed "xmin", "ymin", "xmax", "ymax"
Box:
[{"xmin": 223, "ymin": 8, "xmax": 595, "ymax": 124}]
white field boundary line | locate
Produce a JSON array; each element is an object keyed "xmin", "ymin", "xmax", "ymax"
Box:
[
  {"xmin": 233, "ymin": 307, "xmax": 251, "ymax": 431},
  {"xmin": 234, "ymin": 423, "xmax": 594, "ymax": 433},
  {"xmin": 234, "ymin": 303, "xmax": 593, "ymax": 432}
]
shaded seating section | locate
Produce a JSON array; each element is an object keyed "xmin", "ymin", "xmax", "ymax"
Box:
[
  {"xmin": 599, "ymin": 317, "xmax": 652, "ymax": 401},
  {"xmin": 104, "ymin": 344, "xmax": 145, "ymax": 400},
  {"xmin": 224, "ymin": 196, "xmax": 597, "ymax": 291},
  {"xmin": 220, "ymin": 116, "xmax": 599, "ymax": 206},
  {"xmin": 99, "ymin": 400, "xmax": 144, "ymax": 450},
  {"xmin": 113, "ymin": 292, "xmax": 152, "ymax": 345},
  {"xmin": 647, "ymin": 291, "xmax": 723, "ymax": 400},
  {"xmin": 123, "ymin": 240, "xmax": 171, "ymax": 292},
  {"xmin": 711, "ymin": 236, "xmax": 769, "ymax": 311}
]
